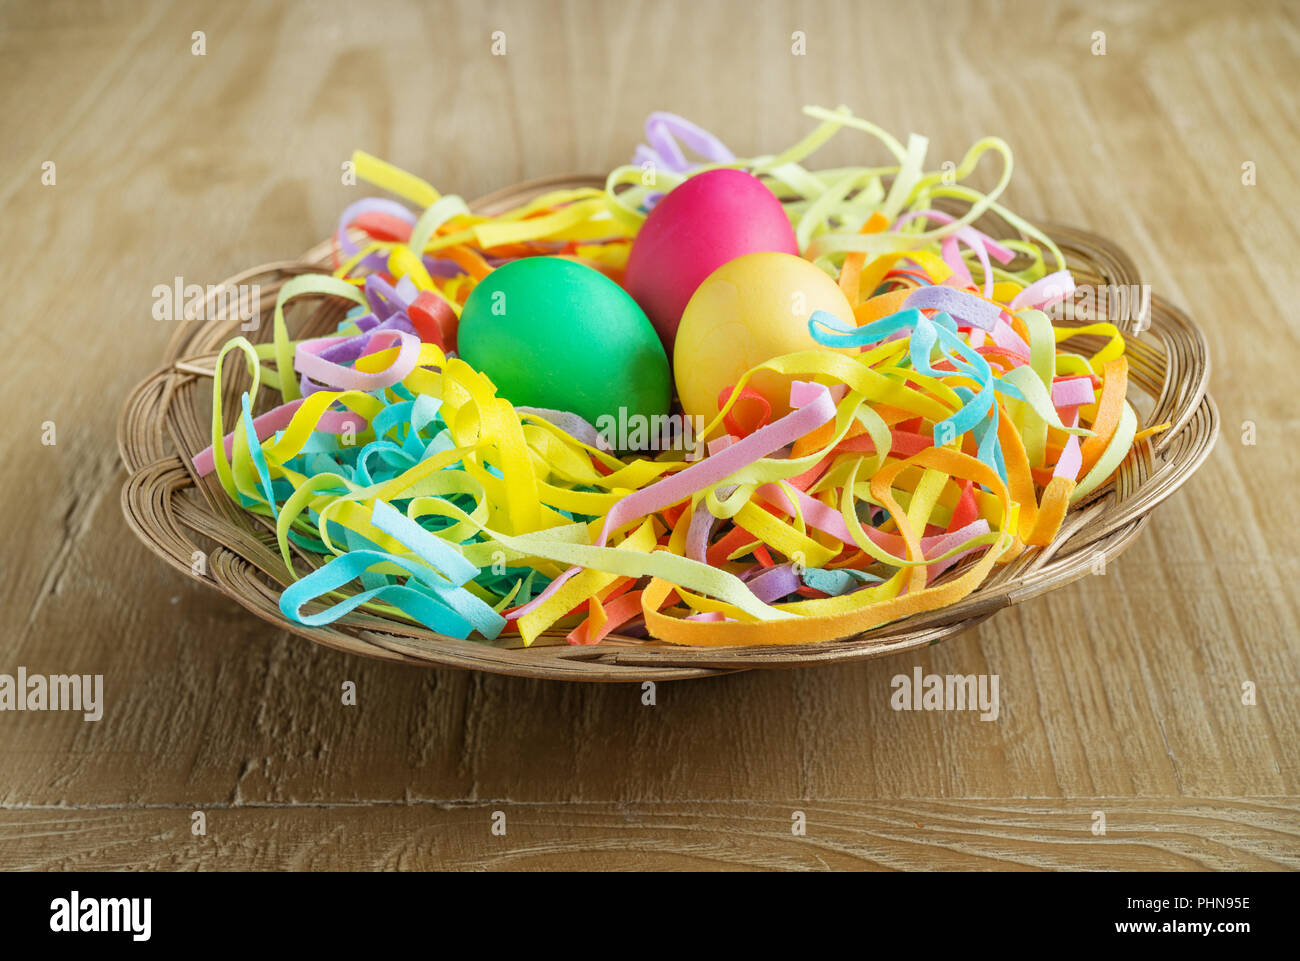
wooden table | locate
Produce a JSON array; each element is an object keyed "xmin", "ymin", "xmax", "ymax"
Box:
[{"xmin": 2, "ymin": 0, "xmax": 1296, "ymax": 870}]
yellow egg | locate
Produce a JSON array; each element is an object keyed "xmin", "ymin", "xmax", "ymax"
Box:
[{"xmin": 673, "ymin": 252, "xmax": 856, "ymax": 430}]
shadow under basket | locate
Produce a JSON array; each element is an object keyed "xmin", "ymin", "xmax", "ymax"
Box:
[{"xmin": 118, "ymin": 175, "xmax": 1218, "ymax": 681}]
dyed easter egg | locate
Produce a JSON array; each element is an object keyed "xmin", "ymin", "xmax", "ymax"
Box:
[
  {"xmin": 624, "ymin": 169, "xmax": 798, "ymax": 351},
  {"xmin": 673, "ymin": 252, "xmax": 856, "ymax": 427},
  {"xmin": 457, "ymin": 257, "xmax": 671, "ymax": 426}
]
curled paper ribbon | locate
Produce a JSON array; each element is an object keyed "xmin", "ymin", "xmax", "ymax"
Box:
[{"xmin": 191, "ymin": 108, "xmax": 1158, "ymax": 647}]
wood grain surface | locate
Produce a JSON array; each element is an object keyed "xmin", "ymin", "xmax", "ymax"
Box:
[{"xmin": 1, "ymin": 0, "xmax": 1297, "ymax": 871}]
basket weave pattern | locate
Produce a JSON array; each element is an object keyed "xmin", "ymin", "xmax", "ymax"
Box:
[{"xmin": 118, "ymin": 177, "xmax": 1218, "ymax": 680}]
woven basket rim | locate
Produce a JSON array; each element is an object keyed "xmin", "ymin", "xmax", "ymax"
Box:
[{"xmin": 117, "ymin": 173, "xmax": 1219, "ymax": 681}]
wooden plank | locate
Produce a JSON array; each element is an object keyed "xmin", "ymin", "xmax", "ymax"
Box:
[{"xmin": 1, "ymin": 799, "xmax": 1295, "ymax": 871}]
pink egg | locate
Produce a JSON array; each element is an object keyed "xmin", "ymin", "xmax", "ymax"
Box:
[{"xmin": 624, "ymin": 169, "xmax": 798, "ymax": 351}]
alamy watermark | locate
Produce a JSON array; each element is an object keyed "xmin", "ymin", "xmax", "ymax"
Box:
[
  {"xmin": 1048, "ymin": 283, "xmax": 1152, "ymax": 331},
  {"xmin": 152, "ymin": 276, "xmax": 260, "ymax": 329},
  {"xmin": 594, "ymin": 409, "xmax": 707, "ymax": 461},
  {"xmin": 890, "ymin": 667, "xmax": 999, "ymax": 721},
  {"xmin": 50, "ymin": 891, "xmax": 150, "ymax": 941},
  {"xmin": 0, "ymin": 668, "xmax": 103, "ymax": 721}
]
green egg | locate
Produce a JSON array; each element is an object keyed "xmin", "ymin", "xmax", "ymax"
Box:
[{"xmin": 457, "ymin": 257, "xmax": 671, "ymax": 428}]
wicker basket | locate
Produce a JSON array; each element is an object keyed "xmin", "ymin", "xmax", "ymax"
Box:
[{"xmin": 118, "ymin": 175, "xmax": 1218, "ymax": 681}]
